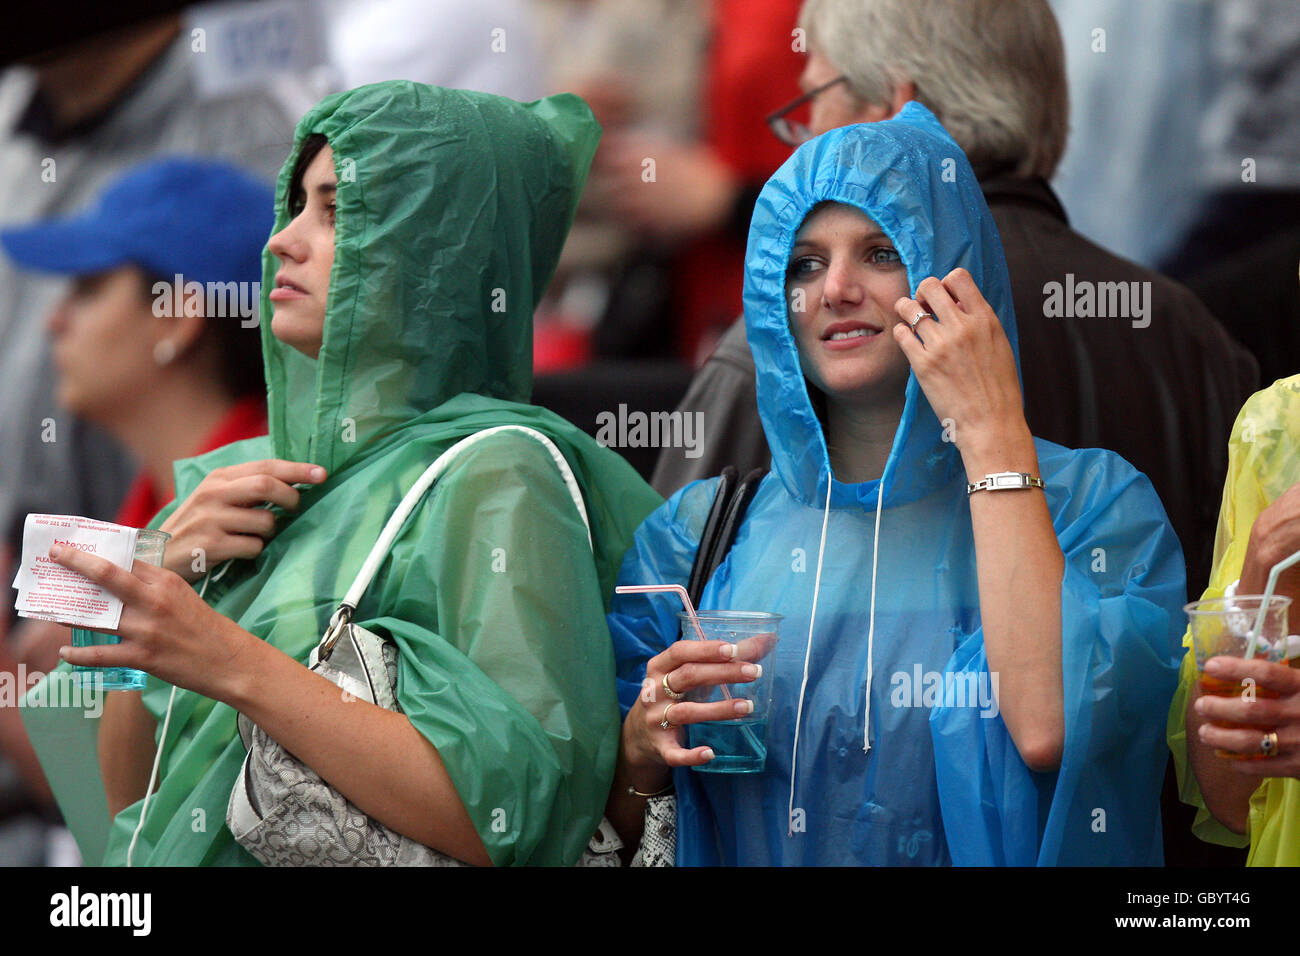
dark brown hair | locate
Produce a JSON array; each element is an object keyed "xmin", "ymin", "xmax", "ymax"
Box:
[
  {"xmin": 137, "ymin": 271, "xmax": 265, "ymax": 399},
  {"xmin": 287, "ymin": 132, "xmax": 330, "ymax": 218}
]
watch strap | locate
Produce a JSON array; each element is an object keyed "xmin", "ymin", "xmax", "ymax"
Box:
[{"xmin": 966, "ymin": 471, "xmax": 1044, "ymax": 495}]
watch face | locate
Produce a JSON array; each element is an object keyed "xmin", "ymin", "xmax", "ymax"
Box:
[{"xmin": 992, "ymin": 473, "xmax": 1024, "ymax": 489}]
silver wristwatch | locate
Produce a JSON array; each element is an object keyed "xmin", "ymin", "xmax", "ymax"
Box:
[{"xmin": 966, "ymin": 472, "xmax": 1044, "ymax": 495}]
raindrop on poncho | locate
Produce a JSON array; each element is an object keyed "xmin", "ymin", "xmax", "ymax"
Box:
[{"xmin": 608, "ymin": 103, "xmax": 1186, "ymax": 865}]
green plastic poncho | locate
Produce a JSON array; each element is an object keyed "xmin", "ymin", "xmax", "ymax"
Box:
[
  {"xmin": 1168, "ymin": 375, "xmax": 1300, "ymax": 866},
  {"xmin": 87, "ymin": 81, "xmax": 659, "ymax": 866}
]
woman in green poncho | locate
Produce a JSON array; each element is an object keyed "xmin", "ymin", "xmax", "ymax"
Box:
[{"xmin": 49, "ymin": 81, "xmax": 661, "ymax": 866}]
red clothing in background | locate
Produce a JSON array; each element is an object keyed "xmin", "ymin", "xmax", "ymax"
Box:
[
  {"xmin": 706, "ymin": 0, "xmax": 805, "ymax": 182},
  {"xmin": 114, "ymin": 395, "xmax": 268, "ymax": 528},
  {"xmin": 675, "ymin": 0, "xmax": 804, "ymax": 363}
]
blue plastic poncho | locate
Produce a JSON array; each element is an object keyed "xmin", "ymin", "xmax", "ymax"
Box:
[{"xmin": 608, "ymin": 103, "xmax": 1186, "ymax": 865}]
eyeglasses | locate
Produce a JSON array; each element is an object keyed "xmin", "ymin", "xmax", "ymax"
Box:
[{"xmin": 766, "ymin": 75, "xmax": 849, "ymax": 147}]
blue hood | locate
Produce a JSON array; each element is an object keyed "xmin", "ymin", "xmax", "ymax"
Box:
[{"xmin": 744, "ymin": 102, "xmax": 1020, "ymax": 508}]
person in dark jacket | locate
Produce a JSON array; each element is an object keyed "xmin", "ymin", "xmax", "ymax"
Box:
[{"xmin": 651, "ymin": 0, "xmax": 1258, "ymax": 611}]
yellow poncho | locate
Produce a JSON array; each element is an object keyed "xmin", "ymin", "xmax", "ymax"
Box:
[{"xmin": 1168, "ymin": 374, "xmax": 1300, "ymax": 865}]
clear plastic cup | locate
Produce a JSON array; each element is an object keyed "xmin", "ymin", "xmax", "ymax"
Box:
[
  {"xmin": 71, "ymin": 529, "xmax": 170, "ymax": 691},
  {"xmin": 1185, "ymin": 594, "xmax": 1289, "ymax": 760},
  {"xmin": 678, "ymin": 611, "xmax": 781, "ymax": 772}
]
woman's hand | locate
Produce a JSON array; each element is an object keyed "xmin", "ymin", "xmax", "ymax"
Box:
[
  {"xmin": 50, "ymin": 544, "xmax": 256, "ymax": 701},
  {"xmin": 892, "ymin": 268, "xmax": 1031, "ymax": 472},
  {"xmin": 159, "ymin": 459, "xmax": 326, "ymax": 583},
  {"xmin": 620, "ymin": 639, "xmax": 763, "ymax": 790},
  {"xmin": 1195, "ymin": 656, "xmax": 1300, "ymax": 778},
  {"xmin": 1240, "ymin": 481, "xmax": 1300, "ymax": 608}
]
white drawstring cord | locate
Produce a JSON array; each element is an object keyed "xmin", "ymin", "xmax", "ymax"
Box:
[
  {"xmin": 127, "ymin": 560, "xmax": 228, "ymax": 867},
  {"xmin": 863, "ymin": 487, "xmax": 883, "ymax": 752},
  {"xmin": 788, "ymin": 477, "xmax": 833, "ymax": 836}
]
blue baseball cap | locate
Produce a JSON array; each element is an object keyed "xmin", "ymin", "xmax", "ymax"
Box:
[{"xmin": 0, "ymin": 157, "xmax": 275, "ymax": 286}]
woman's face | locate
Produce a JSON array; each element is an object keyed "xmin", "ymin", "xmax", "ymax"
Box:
[
  {"xmin": 45, "ymin": 265, "xmax": 160, "ymax": 420},
  {"xmin": 267, "ymin": 144, "xmax": 336, "ymax": 359},
  {"xmin": 786, "ymin": 202, "xmax": 912, "ymax": 408}
]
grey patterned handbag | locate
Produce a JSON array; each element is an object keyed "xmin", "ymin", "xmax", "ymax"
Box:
[
  {"xmin": 630, "ymin": 794, "xmax": 675, "ymax": 867},
  {"xmin": 225, "ymin": 426, "xmax": 623, "ymax": 867}
]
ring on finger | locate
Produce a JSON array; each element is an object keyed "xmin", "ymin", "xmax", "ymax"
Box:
[
  {"xmin": 662, "ymin": 672, "xmax": 686, "ymax": 701},
  {"xmin": 1261, "ymin": 730, "xmax": 1280, "ymax": 757},
  {"xmin": 908, "ymin": 311, "xmax": 932, "ymax": 330},
  {"xmin": 660, "ymin": 702, "xmax": 678, "ymax": 731}
]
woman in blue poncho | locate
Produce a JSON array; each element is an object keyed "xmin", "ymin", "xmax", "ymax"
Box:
[{"xmin": 605, "ymin": 104, "xmax": 1187, "ymax": 865}]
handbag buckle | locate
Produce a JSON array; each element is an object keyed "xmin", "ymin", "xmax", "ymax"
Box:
[{"xmin": 318, "ymin": 604, "xmax": 355, "ymax": 661}]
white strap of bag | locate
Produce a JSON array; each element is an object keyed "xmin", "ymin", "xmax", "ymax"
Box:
[{"xmin": 318, "ymin": 425, "xmax": 593, "ymax": 659}]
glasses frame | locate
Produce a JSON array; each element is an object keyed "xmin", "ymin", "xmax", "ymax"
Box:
[{"xmin": 765, "ymin": 75, "xmax": 849, "ymax": 147}]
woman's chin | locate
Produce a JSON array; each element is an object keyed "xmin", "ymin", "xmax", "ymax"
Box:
[
  {"xmin": 270, "ymin": 313, "xmax": 322, "ymax": 359},
  {"xmin": 820, "ymin": 370, "xmax": 911, "ymax": 411}
]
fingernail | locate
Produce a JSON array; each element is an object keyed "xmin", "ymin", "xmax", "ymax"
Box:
[
  {"xmin": 1205, "ymin": 658, "xmax": 1225, "ymax": 675},
  {"xmin": 311, "ymin": 466, "xmax": 326, "ymax": 481},
  {"xmin": 720, "ymin": 643, "xmax": 737, "ymax": 659},
  {"xmin": 701, "ymin": 748, "xmax": 715, "ymax": 761},
  {"xmin": 48, "ymin": 545, "xmax": 61, "ymax": 559},
  {"xmin": 57, "ymin": 647, "xmax": 69, "ymax": 660},
  {"xmin": 734, "ymin": 699, "xmax": 754, "ymax": 715},
  {"xmin": 1194, "ymin": 698, "xmax": 1208, "ymax": 714},
  {"xmin": 741, "ymin": 663, "xmax": 760, "ymax": 678}
]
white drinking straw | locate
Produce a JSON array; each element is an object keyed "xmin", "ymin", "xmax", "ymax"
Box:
[
  {"xmin": 1243, "ymin": 547, "xmax": 1300, "ymax": 658},
  {"xmin": 615, "ymin": 583, "xmax": 765, "ymax": 756}
]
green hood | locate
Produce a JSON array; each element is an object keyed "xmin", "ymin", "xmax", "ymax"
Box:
[
  {"xmin": 263, "ymin": 82, "xmax": 599, "ymax": 475},
  {"xmin": 76, "ymin": 82, "xmax": 662, "ymax": 868}
]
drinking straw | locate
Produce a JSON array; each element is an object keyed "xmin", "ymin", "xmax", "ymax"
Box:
[
  {"xmin": 615, "ymin": 584, "xmax": 764, "ymax": 756},
  {"xmin": 617, "ymin": 584, "xmax": 708, "ymax": 639},
  {"xmin": 1243, "ymin": 547, "xmax": 1300, "ymax": 659}
]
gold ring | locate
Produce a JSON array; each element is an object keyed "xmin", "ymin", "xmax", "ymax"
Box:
[
  {"xmin": 662, "ymin": 672, "xmax": 685, "ymax": 701},
  {"xmin": 1261, "ymin": 730, "xmax": 1280, "ymax": 757},
  {"xmin": 660, "ymin": 702, "xmax": 677, "ymax": 731}
]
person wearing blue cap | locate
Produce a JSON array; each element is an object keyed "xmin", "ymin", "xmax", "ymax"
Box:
[
  {"xmin": 0, "ymin": 157, "xmax": 273, "ymax": 842},
  {"xmin": 0, "ymin": 156, "xmax": 274, "ymax": 536},
  {"xmin": 606, "ymin": 104, "xmax": 1186, "ymax": 865}
]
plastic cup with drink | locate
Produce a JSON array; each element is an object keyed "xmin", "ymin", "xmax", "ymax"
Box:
[
  {"xmin": 615, "ymin": 584, "xmax": 781, "ymax": 773},
  {"xmin": 676, "ymin": 610, "xmax": 781, "ymax": 772},
  {"xmin": 71, "ymin": 528, "xmax": 170, "ymax": 691},
  {"xmin": 1186, "ymin": 593, "xmax": 1292, "ymax": 759}
]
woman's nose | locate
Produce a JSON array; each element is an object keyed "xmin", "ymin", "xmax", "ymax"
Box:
[
  {"xmin": 267, "ymin": 220, "xmax": 304, "ymax": 262},
  {"xmin": 821, "ymin": 258, "xmax": 864, "ymax": 309}
]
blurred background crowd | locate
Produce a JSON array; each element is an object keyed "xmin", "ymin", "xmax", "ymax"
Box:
[{"xmin": 0, "ymin": 0, "xmax": 1297, "ymax": 867}]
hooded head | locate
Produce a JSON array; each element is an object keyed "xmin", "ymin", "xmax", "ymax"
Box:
[
  {"xmin": 744, "ymin": 102, "xmax": 1019, "ymax": 509},
  {"xmin": 260, "ymin": 81, "xmax": 600, "ymax": 475}
]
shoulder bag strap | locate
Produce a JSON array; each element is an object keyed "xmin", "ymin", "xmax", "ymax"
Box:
[{"xmin": 318, "ymin": 425, "xmax": 592, "ymax": 660}]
